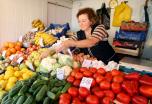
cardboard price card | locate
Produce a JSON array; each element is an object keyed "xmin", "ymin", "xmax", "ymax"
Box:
[
  {"xmin": 82, "ymin": 59, "xmax": 92, "ymax": 68},
  {"xmin": 80, "ymin": 77, "xmax": 93, "ymax": 90},
  {"xmin": 56, "ymin": 68, "xmax": 64, "ymax": 80},
  {"xmin": 17, "ymin": 57, "xmax": 24, "ymax": 64},
  {"xmin": 2, "ymin": 51, "xmax": 6, "ymax": 58},
  {"xmin": 39, "ymin": 38, "xmax": 44, "ymax": 47}
]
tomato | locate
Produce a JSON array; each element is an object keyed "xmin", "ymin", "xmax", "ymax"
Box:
[
  {"xmin": 132, "ymin": 95, "xmax": 148, "ymax": 104},
  {"xmin": 96, "ymin": 75, "xmax": 105, "ymax": 84},
  {"xmin": 111, "ymin": 69, "xmax": 121, "ymax": 76},
  {"xmin": 71, "ymin": 71, "xmax": 77, "ymax": 77},
  {"xmin": 91, "ymin": 78, "xmax": 96, "ymax": 87},
  {"xmin": 60, "ymin": 93, "xmax": 71, "ymax": 100},
  {"xmin": 86, "ymin": 95, "xmax": 99, "ymax": 104},
  {"xmin": 105, "ymin": 72, "xmax": 113, "ymax": 82},
  {"xmin": 93, "ymin": 73, "xmax": 101, "ymax": 78},
  {"xmin": 102, "ymin": 97, "xmax": 113, "ymax": 104},
  {"xmin": 73, "ymin": 79, "xmax": 81, "ymax": 87},
  {"xmin": 116, "ymin": 92, "xmax": 130, "ymax": 104},
  {"xmin": 67, "ymin": 76, "xmax": 75, "ymax": 83},
  {"xmin": 104, "ymin": 90, "xmax": 115, "ymax": 100},
  {"xmin": 59, "ymin": 98, "xmax": 70, "ymax": 104},
  {"xmin": 72, "ymin": 98, "xmax": 81, "ymax": 104},
  {"xmin": 89, "ymin": 68, "xmax": 97, "ymax": 73},
  {"xmin": 83, "ymin": 70, "xmax": 93, "ymax": 77},
  {"xmin": 68, "ymin": 87, "xmax": 79, "ymax": 97},
  {"xmin": 79, "ymin": 87, "xmax": 90, "ymax": 98},
  {"xmin": 75, "ymin": 72, "xmax": 83, "ymax": 79},
  {"xmin": 139, "ymin": 85, "xmax": 152, "ymax": 97},
  {"xmin": 113, "ymin": 76, "xmax": 123, "ymax": 83},
  {"xmin": 94, "ymin": 91, "xmax": 104, "ymax": 98},
  {"xmin": 91, "ymin": 86, "xmax": 101, "ymax": 93},
  {"xmin": 97, "ymin": 68, "xmax": 106, "ymax": 75},
  {"xmin": 80, "ymin": 67, "xmax": 87, "ymax": 72},
  {"xmin": 100, "ymin": 81, "xmax": 111, "ymax": 90},
  {"xmin": 111, "ymin": 82, "xmax": 121, "ymax": 94}
]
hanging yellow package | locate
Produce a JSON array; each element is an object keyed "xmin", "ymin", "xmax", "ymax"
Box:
[{"xmin": 112, "ymin": 2, "xmax": 132, "ymax": 27}]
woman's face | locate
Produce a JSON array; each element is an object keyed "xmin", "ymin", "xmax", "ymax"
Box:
[{"xmin": 78, "ymin": 14, "xmax": 92, "ymax": 31}]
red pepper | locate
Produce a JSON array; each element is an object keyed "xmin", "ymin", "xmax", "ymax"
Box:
[
  {"xmin": 139, "ymin": 85, "xmax": 152, "ymax": 97},
  {"xmin": 122, "ymin": 80, "xmax": 138, "ymax": 96},
  {"xmin": 124, "ymin": 72, "xmax": 140, "ymax": 80},
  {"xmin": 132, "ymin": 95, "xmax": 148, "ymax": 104},
  {"xmin": 139, "ymin": 75, "xmax": 152, "ymax": 86}
]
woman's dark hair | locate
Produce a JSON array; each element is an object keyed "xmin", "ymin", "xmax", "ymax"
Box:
[{"xmin": 77, "ymin": 7, "xmax": 98, "ymax": 25}]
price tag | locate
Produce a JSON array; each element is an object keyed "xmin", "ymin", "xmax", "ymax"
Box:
[
  {"xmin": 67, "ymin": 49, "xmax": 73, "ymax": 57},
  {"xmin": 17, "ymin": 57, "xmax": 24, "ymax": 64},
  {"xmin": 91, "ymin": 60, "xmax": 99, "ymax": 68},
  {"xmin": 56, "ymin": 68, "xmax": 64, "ymax": 80},
  {"xmin": 31, "ymin": 28, "xmax": 38, "ymax": 32},
  {"xmin": 39, "ymin": 38, "xmax": 44, "ymax": 47},
  {"xmin": 25, "ymin": 61, "xmax": 34, "ymax": 71},
  {"xmin": 82, "ymin": 59, "xmax": 92, "ymax": 68},
  {"xmin": 19, "ymin": 36, "xmax": 23, "ymax": 42},
  {"xmin": 80, "ymin": 77, "xmax": 93, "ymax": 90},
  {"xmin": 9, "ymin": 54, "xmax": 16, "ymax": 60},
  {"xmin": 2, "ymin": 51, "xmax": 6, "ymax": 58}
]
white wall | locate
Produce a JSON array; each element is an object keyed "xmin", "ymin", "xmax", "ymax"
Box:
[
  {"xmin": 71, "ymin": 0, "xmax": 146, "ymax": 43},
  {"xmin": 0, "ymin": 0, "xmax": 47, "ymax": 47},
  {"xmin": 0, "ymin": 0, "xmax": 72, "ymax": 47}
]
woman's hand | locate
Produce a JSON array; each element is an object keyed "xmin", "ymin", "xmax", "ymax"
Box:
[{"xmin": 55, "ymin": 40, "xmax": 75, "ymax": 53}]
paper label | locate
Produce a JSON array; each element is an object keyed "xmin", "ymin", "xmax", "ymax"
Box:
[
  {"xmin": 27, "ymin": 62, "xmax": 34, "ymax": 70},
  {"xmin": 9, "ymin": 55, "xmax": 16, "ymax": 60},
  {"xmin": 82, "ymin": 59, "xmax": 92, "ymax": 68},
  {"xmin": 80, "ymin": 77, "xmax": 93, "ymax": 90},
  {"xmin": 31, "ymin": 28, "xmax": 38, "ymax": 32},
  {"xmin": 67, "ymin": 49, "xmax": 73, "ymax": 57},
  {"xmin": 19, "ymin": 36, "xmax": 23, "ymax": 42},
  {"xmin": 91, "ymin": 60, "xmax": 99, "ymax": 68},
  {"xmin": 56, "ymin": 68, "xmax": 64, "ymax": 80},
  {"xmin": 17, "ymin": 57, "xmax": 24, "ymax": 64},
  {"xmin": 2, "ymin": 51, "xmax": 6, "ymax": 58},
  {"xmin": 39, "ymin": 38, "xmax": 44, "ymax": 47}
]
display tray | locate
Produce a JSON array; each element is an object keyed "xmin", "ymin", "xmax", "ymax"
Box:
[{"xmin": 119, "ymin": 57, "xmax": 152, "ymax": 75}]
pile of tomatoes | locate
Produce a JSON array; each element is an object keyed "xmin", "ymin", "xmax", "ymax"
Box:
[{"xmin": 59, "ymin": 67, "xmax": 152, "ymax": 104}]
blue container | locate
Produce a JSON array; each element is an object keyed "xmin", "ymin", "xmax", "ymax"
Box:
[{"xmin": 115, "ymin": 30, "xmax": 147, "ymax": 41}]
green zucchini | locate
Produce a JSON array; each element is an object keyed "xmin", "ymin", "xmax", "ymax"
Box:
[
  {"xmin": 1, "ymin": 93, "xmax": 9, "ymax": 104},
  {"xmin": 3, "ymin": 98, "xmax": 12, "ymax": 104}
]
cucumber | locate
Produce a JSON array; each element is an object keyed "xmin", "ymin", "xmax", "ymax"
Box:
[
  {"xmin": 16, "ymin": 95, "xmax": 26, "ymax": 104},
  {"xmin": 12, "ymin": 95, "xmax": 20, "ymax": 104},
  {"xmin": 36, "ymin": 85, "xmax": 47, "ymax": 102},
  {"xmin": 54, "ymin": 80, "xmax": 66, "ymax": 87},
  {"xmin": 31, "ymin": 79, "xmax": 47, "ymax": 90},
  {"xmin": 61, "ymin": 83, "xmax": 71, "ymax": 93},
  {"xmin": 33, "ymin": 85, "xmax": 42, "ymax": 96},
  {"xmin": 3, "ymin": 98, "xmax": 12, "ymax": 104},
  {"xmin": 1, "ymin": 93, "xmax": 9, "ymax": 104},
  {"xmin": 23, "ymin": 95, "xmax": 33, "ymax": 104},
  {"xmin": 28, "ymin": 74, "xmax": 38, "ymax": 84},
  {"xmin": 43, "ymin": 97, "xmax": 50, "ymax": 104},
  {"xmin": 48, "ymin": 79, "xmax": 58, "ymax": 90},
  {"xmin": 51, "ymin": 86, "xmax": 63, "ymax": 93},
  {"xmin": 47, "ymin": 91, "xmax": 56, "ymax": 100},
  {"xmin": 9, "ymin": 85, "xmax": 22, "ymax": 98},
  {"xmin": 18, "ymin": 85, "xmax": 28, "ymax": 96}
]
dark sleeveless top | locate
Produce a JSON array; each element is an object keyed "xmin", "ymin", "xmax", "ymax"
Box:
[{"xmin": 76, "ymin": 24, "xmax": 119, "ymax": 64}]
